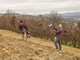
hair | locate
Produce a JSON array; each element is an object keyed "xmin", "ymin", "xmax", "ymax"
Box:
[{"xmin": 59, "ymin": 24, "xmax": 62, "ymax": 28}]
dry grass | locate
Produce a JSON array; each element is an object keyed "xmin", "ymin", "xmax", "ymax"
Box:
[{"xmin": 0, "ymin": 30, "xmax": 80, "ymax": 60}]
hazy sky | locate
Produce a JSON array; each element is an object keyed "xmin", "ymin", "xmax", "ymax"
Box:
[{"xmin": 0, "ymin": 0, "xmax": 80, "ymax": 14}]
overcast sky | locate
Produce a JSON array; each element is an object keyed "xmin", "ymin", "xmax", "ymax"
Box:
[{"xmin": 0, "ymin": 0, "xmax": 80, "ymax": 14}]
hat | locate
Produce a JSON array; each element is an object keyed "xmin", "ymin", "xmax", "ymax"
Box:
[{"xmin": 20, "ymin": 20, "xmax": 23, "ymax": 23}]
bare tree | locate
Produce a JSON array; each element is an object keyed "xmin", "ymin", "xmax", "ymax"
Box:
[
  {"xmin": 6, "ymin": 9, "xmax": 15, "ymax": 15},
  {"xmin": 49, "ymin": 11, "xmax": 62, "ymax": 25}
]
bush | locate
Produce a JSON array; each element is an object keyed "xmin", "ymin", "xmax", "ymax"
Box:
[{"xmin": 0, "ymin": 10, "xmax": 80, "ymax": 49}]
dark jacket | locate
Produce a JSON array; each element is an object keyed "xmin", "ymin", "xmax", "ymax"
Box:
[
  {"xmin": 54, "ymin": 27, "xmax": 63, "ymax": 39},
  {"xmin": 19, "ymin": 23, "xmax": 28, "ymax": 31}
]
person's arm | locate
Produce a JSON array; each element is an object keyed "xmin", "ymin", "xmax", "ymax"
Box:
[
  {"xmin": 53, "ymin": 27, "xmax": 57, "ymax": 31},
  {"xmin": 24, "ymin": 25, "xmax": 28, "ymax": 30},
  {"xmin": 19, "ymin": 25, "xmax": 21, "ymax": 30},
  {"xmin": 56, "ymin": 29, "xmax": 62, "ymax": 35}
]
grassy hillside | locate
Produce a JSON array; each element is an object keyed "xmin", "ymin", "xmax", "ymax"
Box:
[{"xmin": 0, "ymin": 30, "xmax": 80, "ymax": 60}]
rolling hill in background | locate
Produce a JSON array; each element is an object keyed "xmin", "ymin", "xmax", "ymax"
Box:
[
  {"xmin": 0, "ymin": 13, "xmax": 4, "ymax": 16},
  {"xmin": 60, "ymin": 12, "xmax": 80, "ymax": 21},
  {"xmin": 0, "ymin": 12, "xmax": 80, "ymax": 21},
  {"xmin": 43, "ymin": 12, "xmax": 80, "ymax": 21}
]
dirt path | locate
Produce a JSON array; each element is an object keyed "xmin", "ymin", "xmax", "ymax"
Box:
[{"xmin": 0, "ymin": 30, "xmax": 80, "ymax": 60}]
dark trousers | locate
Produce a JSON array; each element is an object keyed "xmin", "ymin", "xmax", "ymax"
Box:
[{"xmin": 54, "ymin": 37, "xmax": 62, "ymax": 50}]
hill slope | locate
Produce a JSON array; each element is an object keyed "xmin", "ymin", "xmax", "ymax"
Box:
[{"xmin": 0, "ymin": 30, "xmax": 80, "ymax": 60}]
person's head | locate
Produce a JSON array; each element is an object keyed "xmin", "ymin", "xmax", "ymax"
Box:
[
  {"xmin": 20, "ymin": 20, "xmax": 23, "ymax": 25},
  {"xmin": 59, "ymin": 24, "xmax": 62, "ymax": 28}
]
